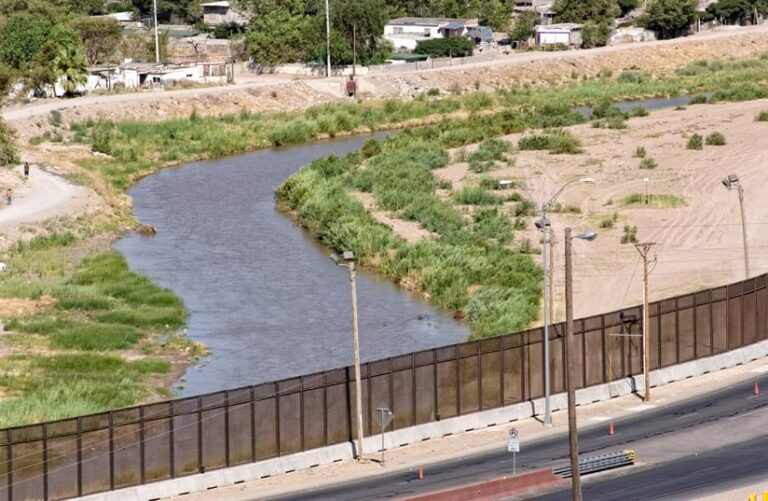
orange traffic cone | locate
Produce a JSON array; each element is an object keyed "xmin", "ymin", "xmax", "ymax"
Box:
[
  {"xmin": 418, "ymin": 465, "xmax": 424, "ymax": 480},
  {"xmin": 755, "ymin": 382, "xmax": 760, "ymax": 396},
  {"xmin": 609, "ymin": 422, "xmax": 615, "ymax": 435}
]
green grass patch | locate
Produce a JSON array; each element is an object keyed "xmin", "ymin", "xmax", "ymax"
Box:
[
  {"xmin": 621, "ymin": 193, "xmax": 686, "ymax": 208},
  {"xmin": 453, "ymin": 186, "xmax": 503, "ymax": 205},
  {"xmin": 518, "ymin": 129, "xmax": 582, "ymax": 154},
  {"xmin": 756, "ymin": 110, "xmax": 768, "ymax": 122}
]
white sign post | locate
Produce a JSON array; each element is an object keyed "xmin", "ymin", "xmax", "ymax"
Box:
[{"xmin": 507, "ymin": 428, "xmax": 520, "ymax": 474}]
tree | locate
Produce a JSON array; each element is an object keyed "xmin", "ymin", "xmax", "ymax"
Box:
[
  {"xmin": 72, "ymin": 17, "xmax": 123, "ymax": 64},
  {"xmin": 709, "ymin": 0, "xmax": 767, "ymax": 24},
  {"xmin": 131, "ymin": 0, "xmax": 201, "ymax": 23},
  {"xmin": 617, "ymin": 0, "xmax": 639, "ymax": 16},
  {"xmin": 552, "ymin": 0, "xmax": 620, "ymax": 22},
  {"xmin": 640, "ymin": 0, "xmax": 697, "ymax": 39},
  {"xmin": 54, "ymin": 44, "xmax": 88, "ymax": 95},
  {"xmin": 509, "ymin": 12, "xmax": 537, "ymax": 42},
  {"xmin": 415, "ymin": 37, "xmax": 475, "ymax": 57},
  {"xmin": 0, "ymin": 14, "xmax": 52, "ymax": 69},
  {"xmin": 330, "ymin": 0, "xmax": 391, "ymax": 65},
  {"xmin": 581, "ymin": 20, "xmax": 612, "ymax": 48},
  {"xmin": 246, "ymin": 9, "xmax": 311, "ymax": 65}
]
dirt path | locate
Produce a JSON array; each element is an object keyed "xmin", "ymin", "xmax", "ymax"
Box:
[{"xmin": 0, "ymin": 164, "xmax": 99, "ymax": 246}]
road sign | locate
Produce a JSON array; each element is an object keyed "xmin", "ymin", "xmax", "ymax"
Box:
[
  {"xmin": 507, "ymin": 437, "xmax": 520, "ymax": 453},
  {"xmin": 509, "ymin": 427, "xmax": 518, "ymax": 438}
]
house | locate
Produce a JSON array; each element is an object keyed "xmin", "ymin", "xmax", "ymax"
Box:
[
  {"xmin": 201, "ymin": 1, "xmax": 250, "ymax": 28},
  {"xmin": 384, "ymin": 17, "xmax": 479, "ymax": 51},
  {"xmin": 535, "ymin": 23, "xmax": 582, "ymax": 47}
]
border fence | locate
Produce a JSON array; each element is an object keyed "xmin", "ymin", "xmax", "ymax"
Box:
[{"xmin": 0, "ymin": 274, "xmax": 766, "ymax": 500}]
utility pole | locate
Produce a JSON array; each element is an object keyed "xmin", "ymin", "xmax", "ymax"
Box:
[
  {"xmin": 549, "ymin": 232, "xmax": 555, "ymax": 323},
  {"xmin": 737, "ymin": 184, "xmax": 749, "ymax": 278},
  {"xmin": 634, "ymin": 242, "xmax": 656, "ymax": 402},
  {"xmin": 325, "ymin": 0, "xmax": 332, "ymax": 77},
  {"xmin": 331, "ymin": 252, "xmax": 365, "ymax": 460},
  {"xmin": 152, "ymin": 0, "xmax": 160, "ymax": 63},
  {"xmin": 564, "ymin": 228, "xmax": 581, "ymax": 501},
  {"xmin": 349, "ymin": 261, "xmax": 365, "ymax": 460},
  {"xmin": 352, "ymin": 25, "xmax": 357, "ymax": 78}
]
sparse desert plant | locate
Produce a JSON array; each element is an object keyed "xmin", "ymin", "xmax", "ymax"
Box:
[
  {"xmin": 628, "ymin": 107, "xmax": 649, "ymax": 117},
  {"xmin": 686, "ymin": 133, "xmax": 703, "ymax": 150},
  {"xmin": 621, "ymin": 193, "xmax": 686, "ymax": 208},
  {"xmin": 599, "ymin": 212, "xmax": 619, "ymax": 229},
  {"xmin": 453, "ymin": 186, "xmax": 502, "ymax": 205},
  {"xmin": 518, "ymin": 129, "xmax": 582, "ymax": 154},
  {"xmin": 634, "ymin": 146, "xmax": 647, "ymax": 158},
  {"xmin": 688, "ymin": 94, "xmax": 709, "ymax": 105},
  {"xmin": 621, "ymin": 224, "xmax": 638, "ymax": 244},
  {"xmin": 639, "ymin": 156, "xmax": 657, "ymax": 169},
  {"xmin": 756, "ymin": 110, "xmax": 768, "ymax": 122},
  {"xmin": 427, "ymin": 88, "xmax": 440, "ymax": 96},
  {"xmin": 705, "ymin": 131, "xmax": 726, "ymax": 145},
  {"xmin": 617, "ymin": 70, "xmax": 645, "ymax": 83}
]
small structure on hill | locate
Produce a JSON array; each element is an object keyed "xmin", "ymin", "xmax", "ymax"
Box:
[
  {"xmin": 384, "ymin": 17, "xmax": 479, "ymax": 51},
  {"xmin": 535, "ymin": 23, "xmax": 582, "ymax": 47}
]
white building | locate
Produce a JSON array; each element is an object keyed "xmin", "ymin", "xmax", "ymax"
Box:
[
  {"xmin": 384, "ymin": 17, "xmax": 479, "ymax": 51},
  {"xmin": 535, "ymin": 23, "xmax": 582, "ymax": 47}
]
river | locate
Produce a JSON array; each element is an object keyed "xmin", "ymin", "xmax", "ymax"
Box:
[{"xmin": 116, "ymin": 135, "xmax": 469, "ymax": 397}]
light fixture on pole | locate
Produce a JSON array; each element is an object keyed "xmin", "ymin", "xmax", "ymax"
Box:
[
  {"xmin": 330, "ymin": 251, "xmax": 365, "ymax": 460},
  {"xmin": 722, "ymin": 174, "xmax": 749, "ymax": 279},
  {"xmin": 517, "ymin": 177, "xmax": 595, "ymax": 427},
  {"xmin": 565, "ymin": 228, "xmax": 598, "ymax": 501}
]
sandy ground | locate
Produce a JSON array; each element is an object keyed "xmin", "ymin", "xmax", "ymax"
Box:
[
  {"xmin": 175, "ymin": 354, "xmax": 768, "ymax": 501},
  {"xmin": 358, "ymin": 98, "xmax": 768, "ymax": 322}
]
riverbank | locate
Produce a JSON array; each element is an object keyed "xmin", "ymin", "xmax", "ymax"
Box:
[{"xmin": 3, "ymin": 50, "xmax": 768, "ymax": 425}]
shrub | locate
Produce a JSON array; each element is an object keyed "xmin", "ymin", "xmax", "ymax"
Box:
[
  {"xmin": 427, "ymin": 88, "xmax": 440, "ymax": 96},
  {"xmin": 592, "ymin": 117, "xmax": 627, "ymax": 129},
  {"xmin": 361, "ymin": 138, "xmax": 382, "ymax": 158},
  {"xmin": 639, "ymin": 156, "xmax": 657, "ymax": 169},
  {"xmin": 621, "ymin": 224, "xmax": 638, "ymax": 244},
  {"xmin": 477, "ymin": 138, "xmax": 512, "ymax": 159},
  {"xmin": 453, "ymin": 186, "xmax": 502, "ymax": 205},
  {"xmin": 617, "ymin": 71, "xmax": 645, "ymax": 83},
  {"xmin": 268, "ymin": 118, "xmax": 319, "ymax": 146},
  {"xmin": 415, "ymin": 38, "xmax": 475, "ymax": 57},
  {"xmin": 705, "ymin": 132, "xmax": 726, "ymax": 145},
  {"xmin": 686, "ymin": 133, "xmax": 703, "ymax": 150},
  {"xmin": 518, "ymin": 129, "xmax": 582, "ymax": 154},
  {"xmin": 49, "ymin": 110, "xmax": 63, "ymax": 127},
  {"xmin": 634, "ymin": 146, "xmax": 647, "ymax": 158},
  {"xmin": 473, "ymin": 208, "xmax": 513, "ymax": 244},
  {"xmin": 756, "ymin": 110, "xmax": 768, "ymax": 122},
  {"xmin": 628, "ymin": 107, "xmax": 649, "ymax": 117},
  {"xmin": 688, "ymin": 94, "xmax": 709, "ymax": 105},
  {"xmin": 599, "ymin": 212, "xmax": 618, "ymax": 229}
]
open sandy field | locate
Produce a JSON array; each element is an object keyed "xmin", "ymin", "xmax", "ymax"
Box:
[{"xmin": 370, "ymin": 98, "xmax": 768, "ymax": 322}]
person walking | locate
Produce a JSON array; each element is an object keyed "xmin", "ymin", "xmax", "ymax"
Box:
[
  {"xmin": 346, "ymin": 75, "xmax": 357, "ymax": 98},
  {"xmin": 23, "ymin": 162, "xmax": 29, "ymax": 181},
  {"xmin": 4, "ymin": 188, "xmax": 12, "ymax": 206}
]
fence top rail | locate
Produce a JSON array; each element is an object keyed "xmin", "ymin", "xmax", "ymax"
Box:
[{"xmin": 0, "ymin": 272, "xmax": 764, "ymax": 439}]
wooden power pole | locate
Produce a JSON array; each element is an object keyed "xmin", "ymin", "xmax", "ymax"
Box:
[{"xmin": 634, "ymin": 242, "xmax": 656, "ymax": 402}]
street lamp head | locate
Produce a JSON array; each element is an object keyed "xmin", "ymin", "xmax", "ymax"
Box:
[
  {"xmin": 535, "ymin": 216, "xmax": 551, "ymax": 231},
  {"xmin": 498, "ymin": 179, "xmax": 514, "ymax": 188},
  {"xmin": 342, "ymin": 251, "xmax": 355, "ymax": 261},
  {"xmin": 722, "ymin": 174, "xmax": 740, "ymax": 190},
  {"xmin": 574, "ymin": 230, "xmax": 598, "ymax": 241},
  {"xmin": 578, "ymin": 177, "xmax": 595, "ymax": 184}
]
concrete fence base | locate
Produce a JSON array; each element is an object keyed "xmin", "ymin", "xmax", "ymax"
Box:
[{"xmin": 81, "ymin": 338, "xmax": 768, "ymax": 501}]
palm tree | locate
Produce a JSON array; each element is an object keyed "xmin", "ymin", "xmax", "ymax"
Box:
[{"xmin": 54, "ymin": 45, "xmax": 88, "ymax": 97}]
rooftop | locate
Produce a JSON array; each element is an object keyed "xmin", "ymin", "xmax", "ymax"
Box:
[
  {"xmin": 388, "ymin": 17, "xmax": 477, "ymax": 27},
  {"xmin": 201, "ymin": 1, "xmax": 230, "ymax": 7}
]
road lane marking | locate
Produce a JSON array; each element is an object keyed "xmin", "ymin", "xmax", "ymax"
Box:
[
  {"xmin": 590, "ymin": 416, "xmax": 611, "ymax": 422},
  {"xmin": 751, "ymin": 365, "xmax": 768, "ymax": 373},
  {"xmin": 627, "ymin": 404, "xmax": 657, "ymax": 412}
]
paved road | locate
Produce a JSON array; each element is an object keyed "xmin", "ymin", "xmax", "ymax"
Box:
[
  {"xmin": 267, "ymin": 374, "xmax": 768, "ymax": 500},
  {"xmin": 533, "ymin": 434, "xmax": 768, "ymax": 500}
]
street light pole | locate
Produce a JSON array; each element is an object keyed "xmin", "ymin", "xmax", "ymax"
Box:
[
  {"xmin": 520, "ymin": 178, "xmax": 594, "ymax": 427},
  {"xmin": 564, "ymin": 228, "xmax": 597, "ymax": 501},
  {"xmin": 331, "ymin": 252, "xmax": 365, "ymax": 460},
  {"xmin": 722, "ymin": 175, "xmax": 749, "ymax": 279},
  {"xmin": 634, "ymin": 242, "xmax": 656, "ymax": 402}
]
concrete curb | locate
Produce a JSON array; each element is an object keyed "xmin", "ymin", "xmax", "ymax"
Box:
[
  {"xmin": 401, "ymin": 468, "xmax": 566, "ymax": 501},
  {"xmin": 80, "ymin": 338, "xmax": 768, "ymax": 501}
]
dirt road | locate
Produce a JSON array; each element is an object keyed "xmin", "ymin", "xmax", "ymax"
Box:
[{"xmin": 0, "ymin": 164, "xmax": 98, "ymax": 246}]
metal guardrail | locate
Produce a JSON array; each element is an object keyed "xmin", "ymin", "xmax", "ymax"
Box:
[{"xmin": 553, "ymin": 449, "xmax": 636, "ymax": 478}]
